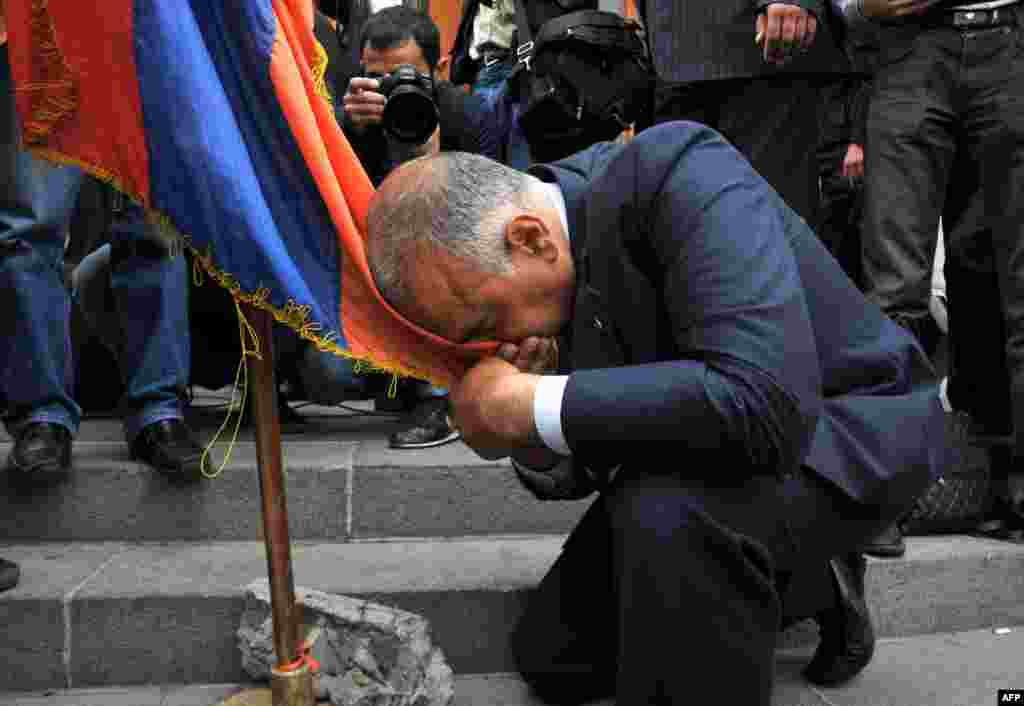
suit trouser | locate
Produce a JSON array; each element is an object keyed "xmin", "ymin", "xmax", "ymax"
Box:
[
  {"xmin": 861, "ymin": 20, "xmax": 1024, "ymax": 453},
  {"xmin": 817, "ymin": 78, "xmax": 866, "ymax": 289},
  {"xmin": 511, "ymin": 463, "xmax": 930, "ymax": 706},
  {"xmin": 653, "ymin": 76, "xmax": 827, "ymax": 231}
]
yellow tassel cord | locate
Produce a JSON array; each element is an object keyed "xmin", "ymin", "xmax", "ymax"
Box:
[
  {"xmin": 199, "ymin": 300, "xmax": 261, "ymax": 479},
  {"xmin": 17, "ymin": 0, "xmax": 79, "ymax": 146}
]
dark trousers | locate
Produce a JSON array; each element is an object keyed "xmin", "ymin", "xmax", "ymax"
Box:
[
  {"xmin": 512, "ymin": 465, "xmax": 919, "ymax": 706},
  {"xmin": 862, "ymin": 18, "xmax": 1024, "ymax": 451},
  {"xmin": 653, "ymin": 76, "xmax": 827, "ymax": 230},
  {"xmin": 817, "ymin": 79, "xmax": 865, "ymax": 289}
]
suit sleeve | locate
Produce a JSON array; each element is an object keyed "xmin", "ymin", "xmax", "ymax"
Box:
[
  {"xmin": 561, "ymin": 130, "xmax": 824, "ymax": 476},
  {"xmin": 849, "ymin": 78, "xmax": 870, "ymax": 147}
]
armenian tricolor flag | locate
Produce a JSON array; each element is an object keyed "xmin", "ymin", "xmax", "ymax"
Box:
[{"xmin": 3, "ymin": 0, "xmax": 496, "ymax": 386}]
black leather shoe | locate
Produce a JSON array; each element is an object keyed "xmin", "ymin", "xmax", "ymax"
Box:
[
  {"xmin": 857, "ymin": 521, "xmax": 906, "ymax": 558},
  {"xmin": 0, "ymin": 557, "xmax": 20, "ymax": 593},
  {"xmin": 389, "ymin": 398, "xmax": 461, "ymax": 449},
  {"xmin": 131, "ymin": 419, "xmax": 204, "ymax": 480},
  {"xmin": 803, "ymin": 553, "xmax": 875, "ymax": 687},
  {"xmin": 6, "ymin": 422, "xmax": 72, "ymax": 482}
]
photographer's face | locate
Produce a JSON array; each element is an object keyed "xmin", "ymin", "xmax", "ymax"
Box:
[{"xmin": 361, "ymin": 39, "xmax": 431, "ymax": 79}]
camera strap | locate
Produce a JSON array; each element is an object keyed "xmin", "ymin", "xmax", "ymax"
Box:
[{"xmin": 512, "ymin": 0, "xmax": 536, "ymax": 76}]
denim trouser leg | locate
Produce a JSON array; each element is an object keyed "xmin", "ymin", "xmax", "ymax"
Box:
[
  {"xmin": 106, "ymin": 206, "xmax": 190, "ymax": 442},
  {"xmin": 71, "ymin": 211, "xmax": 190, "ymax": 442},
  {"xmin": 0, "ymin": 47, "xmax": 84, "ymax": 435}
]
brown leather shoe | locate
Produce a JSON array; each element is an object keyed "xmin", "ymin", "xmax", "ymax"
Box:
[{"xmin": 6, "ymin": 422, "xmax": 72, "ymax": 483}]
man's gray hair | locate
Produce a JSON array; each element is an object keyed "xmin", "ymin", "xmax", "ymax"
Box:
[{"xmin": 367, "ymin": 151, "xmax": 536, "ymax": 309}]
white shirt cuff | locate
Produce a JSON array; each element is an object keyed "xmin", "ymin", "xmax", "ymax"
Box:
[
  {"xmin": 939, "ymin": 377, "xmax": 953, "ymax": 413},
  {"xmin": 533, "ymin": 375, "xmax": 572, "ymax": 456}
]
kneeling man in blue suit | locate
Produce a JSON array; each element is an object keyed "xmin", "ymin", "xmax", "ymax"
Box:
[{"xmin": 365, "ymin": 122, "xmax": 950, "ymax": 706}]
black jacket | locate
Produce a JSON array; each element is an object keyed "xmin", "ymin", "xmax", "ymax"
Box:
[{"xmin": 637, "ymin": 0, "xmax": 850, "ymax": 83}]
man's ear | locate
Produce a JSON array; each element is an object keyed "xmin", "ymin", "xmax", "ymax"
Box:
[{"xmin": 505, "ymin": 215, "xmax": 558, "ymax": 262}]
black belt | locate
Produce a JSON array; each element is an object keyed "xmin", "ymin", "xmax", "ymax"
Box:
[{"xmin": 930, "ymin": 3, "xmax": 1020, "ymax": 29}]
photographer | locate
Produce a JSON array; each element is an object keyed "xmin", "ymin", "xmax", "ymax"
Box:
[
  {"xmin": 342, "ymin": 6, "xmax": 501, "ymax": 186},
  {"xmin": 342, "ymin": 6, "xmax": 501, "ymax": 448}
]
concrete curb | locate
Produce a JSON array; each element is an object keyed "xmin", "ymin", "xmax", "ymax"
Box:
[
  {"xmin": 0, "ymin": 536, "xmax": 1022, "ymax": 690},
  {"xmin": 0, "ymin": 440, "xmax": 593, "ymax": 542}
]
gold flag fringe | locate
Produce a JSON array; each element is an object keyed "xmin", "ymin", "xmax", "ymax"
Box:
[
  {"xmin": 18, "ymin": 0, "xmax": 78, "ymax": 146},
  {"xmin": 310, "ymin": 35, "xmax": 333, "ymax": 107}
]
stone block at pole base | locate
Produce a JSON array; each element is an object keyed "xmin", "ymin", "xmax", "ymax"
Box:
[{"xmin": 238, "ymin": 580, "xmax": 455, "ymax": 706}]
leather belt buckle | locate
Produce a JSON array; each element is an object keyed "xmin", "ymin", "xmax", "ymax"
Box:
[{"xmin": 949, "ymin": 5, "xmax": 1017, "ymax": 29}]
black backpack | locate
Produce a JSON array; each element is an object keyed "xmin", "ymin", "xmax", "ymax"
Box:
[{"xmin": 512, "ymin": 0, "xmax": 653, "ymax": 162}]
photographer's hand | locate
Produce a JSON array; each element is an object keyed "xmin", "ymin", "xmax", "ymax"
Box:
[{"xmin": 343, "ymin": 77, "xmax": 386, "ymax": 133}]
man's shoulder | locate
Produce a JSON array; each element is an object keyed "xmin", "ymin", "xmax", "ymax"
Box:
[{"xmin": 590, "ymin": 122, "xmax": 743, "ymax": 197}]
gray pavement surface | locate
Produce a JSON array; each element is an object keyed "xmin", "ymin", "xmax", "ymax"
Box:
[
  {"xmin": 0, "ymin": 628, "xmax": 1020, "ymax": 705},
  {"xmin": 1, "ymin": 536, "xmax": 1022, "ymax": 688},
  {"xmin": 0, "ymin": 403, "xmax": 595, "ymax": 542},
  {"xmin": 2, "ymin": 394, "xmax": 1022, "ymax": 701}
]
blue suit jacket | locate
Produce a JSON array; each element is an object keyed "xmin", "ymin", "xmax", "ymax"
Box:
[{"xmin": 529, "ymin": 122, "xmax": 945, "ymax": 509}]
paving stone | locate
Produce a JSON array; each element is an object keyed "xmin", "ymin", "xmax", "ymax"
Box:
[
  {"xmin": 0, "ymin": 629, "xmax": 1020, "ymax": 706},
  {"xmin": 814, "ymin": 628, "xmax": 1024, "ymax": 706},
  {"xmin": 867, "ymin": 535, "xmax": 1024, "ymax": 637},
  {"xmin": 354, "ymin": 438, "xmax": 505, "ymax": 471},
  {"xmin": 61, "ymin": 539, "xmax": 555, "ymax": 683},
  {"xmin": 0, "ymin": 442, "xmax": 353, "ymax": 541},
  {"xmin": 351, "ymin": 462, "xmax": 593, "ymax": 538},
  {"xmin": 0, "ymin": 687, "xmax": 164, "ymax": 706},
  {"xmin": 71, "ymin": 594, "xmax": 248, "ymax": 687},
  {"xmin": 0, "ymin": 544, "xmax": 127, "ymax": 690},
  {"xmin": 2, "ymin": 537, "xmax": 1023, "ymax": 689},
  {"xmin": 161, "ymin": 683, "xmax": 248, "ymax": 706}
]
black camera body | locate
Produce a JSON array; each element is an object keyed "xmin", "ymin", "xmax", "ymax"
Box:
[{"xmin": 376, "ymin": 64, "xmax": 439, "ymax": 145}]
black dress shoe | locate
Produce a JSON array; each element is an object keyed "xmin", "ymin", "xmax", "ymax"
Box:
[
  {"xmin": 803, "ymin": 553, "xmax": 875, "ymax": 687},
  {"xmin": 857, "ymin": 521, "xmax": 906, "ymax": 558},
  {"xmin": 131, "ymin": 419, "xmax": 204, "ymax": 480},
  {"xmin": 0, "ymin": 557, "xmax": 20, "ymax": 593},
  {"xmin": 6, "ymin": 422, "xmax": 72, "ymax": 482},
  {"xmin": 389, "ymin": 398, "xmax": 461, "ymax": 449}
]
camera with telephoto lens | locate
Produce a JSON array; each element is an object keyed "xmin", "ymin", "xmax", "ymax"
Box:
[{"xmin": 376, "ymin": 64, "xmax": 439, "ymax": 145}]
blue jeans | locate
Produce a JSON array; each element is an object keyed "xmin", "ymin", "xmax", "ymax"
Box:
[
  {"xmin": 473, "ymin": 61, "xmax": 532, "ymax": 172},
  {"xmin": 2, "ymin": 46, "xmax": 189, "ymax": 442},
  {"xmin": 70, "ymin": 215, "xmax": 190, "ymax": 443}
]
